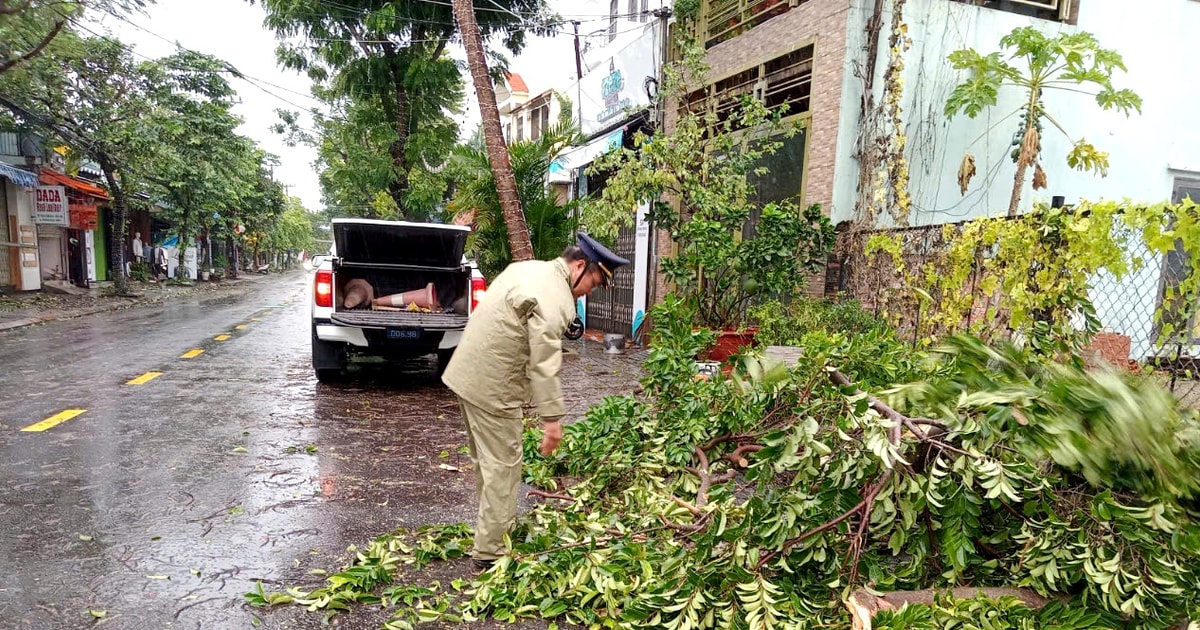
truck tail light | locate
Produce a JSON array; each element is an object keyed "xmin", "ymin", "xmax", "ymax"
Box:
[
  {"xmin": 470, "ymin": 275, "xmax": 487, "ymax": 313},
  {"xmin": 315, "ymin": 269, "xmax": 333, "ymax": 308}
]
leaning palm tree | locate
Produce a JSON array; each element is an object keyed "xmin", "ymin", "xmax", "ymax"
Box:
[{"xmin": 449, "ymin": 121, "xmax": 583, "ymax": 278}]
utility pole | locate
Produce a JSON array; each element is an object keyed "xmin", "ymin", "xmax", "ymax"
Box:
[
  {"xmin": 451, "ymin": 0, "xmax": 534, "ymax": 261},
  {"xmin": 572, "ymin": 20, "xmax": 584, "ymax": 130},
  {"xmin": 651, "ymin": 6, "xmax": 673, "ymax": 130}
]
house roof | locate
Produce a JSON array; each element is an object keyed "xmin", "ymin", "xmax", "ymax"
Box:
[
  {"xmin": 40, "ymin": 168, "xmax": 108, "ymax": 199},
  {"xmin": 506, "ymin": 73, "xmax": 529, "ymax": 94}
]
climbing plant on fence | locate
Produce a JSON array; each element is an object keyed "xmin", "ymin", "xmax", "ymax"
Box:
[{"xmin": 854, "ymin": 198, "xmax": 1200, "ymax": 355}]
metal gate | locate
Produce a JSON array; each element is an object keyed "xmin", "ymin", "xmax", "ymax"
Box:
[{"xmin": 585, "ymin": 223, "xmax": 637, "ymax": 335}]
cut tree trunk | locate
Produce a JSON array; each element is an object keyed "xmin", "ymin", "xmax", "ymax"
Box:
[{"xmin": 451, "ymin": 0, "xmax": 534, "ymax": 262}]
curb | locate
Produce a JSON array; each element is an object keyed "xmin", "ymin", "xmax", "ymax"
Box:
[
  {"xmin": 0, "ymin": 300, "xmax": 158, "ymax": 333},
  {"xmin": 0, "ymin": 272, "xmax": 295, "ymax": 334}
]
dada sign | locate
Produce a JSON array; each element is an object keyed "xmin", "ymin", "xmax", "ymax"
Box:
[{"xmin": 35, "ymin": 185, "xmax": 69, "ymax": 226}]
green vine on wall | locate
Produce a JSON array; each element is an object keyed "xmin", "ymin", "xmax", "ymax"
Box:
[
  {"xmin": 864, "ymin": 199, "xmax": 1200, "ymax": 356},
  {"xmin": 855, "ymin": 0, "xmax": 913, "ymax": 227},
  {"xmin": 881, "ymin": 0, "xmax": 912, "ymax": 225}
]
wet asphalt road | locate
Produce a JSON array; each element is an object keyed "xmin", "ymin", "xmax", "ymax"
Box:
[{"xmin": 0, "ymin": 271, "xmax": 644, "ymax": 629}]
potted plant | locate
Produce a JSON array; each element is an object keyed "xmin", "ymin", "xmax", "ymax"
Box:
[{"xmin": 585, "ymin": 44, "xmax": 834, "ymax": 362}]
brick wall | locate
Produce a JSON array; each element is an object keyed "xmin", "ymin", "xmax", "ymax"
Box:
[
  {"xmin": 652, "ymin": 0, "xmax": 853, "ymax": 306},
  {"xmin": 700, "ymin": 0, "xmax": 852, "ymax": 214}
]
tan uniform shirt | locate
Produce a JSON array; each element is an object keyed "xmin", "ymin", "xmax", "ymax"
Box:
[{"xmin": 442, "ymin": 258, "xmax": 577, "ymax": 419}]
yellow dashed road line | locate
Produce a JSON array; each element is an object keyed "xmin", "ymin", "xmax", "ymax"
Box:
[
  {"xmin": 22, "ymin": 409, "xmax": 86, "ymax": 432},
  {"xmin": 180, "ymin": 349, "xmax": 205, "ymax": 359},
  {"xmin": 214, "ymin": 334, "xmax": 231, "ymax": 341},
  {"xmin": 235, "ymin": 324, "xmax": 248, "ymax": 330},
  {"xmin": 126, "ymin": 371, "xmax": 163, "ymax": 385}
]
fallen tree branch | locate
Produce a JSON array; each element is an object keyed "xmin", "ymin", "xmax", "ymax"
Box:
[
  {"xmin": 756, "ymin": 472, "xmax": 889, "ymax": 571},
  {"xmin": 688, "ymin": 445, "xmax": 739, "ymax": 507},
  {"xmin": 760, "ymin": 368, "xmax": 909, "ymax": 573},
  {"xmin": 723, "ymin": 444, "xmax": 764, "ymax": 468},
  {"xmin": 512, "ymin": 523, "xmax": 673, "ymax": 559},
  {"xmin": 661, "ymin": 510, "xmax": 714, "ymax": 535},
  {"xmin": 700, "ymin": 431, "xmax": 764, "ymax": 453},
  {"xmin": 844, "ymin": 471, "xmax": 894, "ymax": 585},
  {"xmin": 829, "ymin": 368, "xmax": 905, "ymax": 443},
  {"xmin": 527, "ymin": 490, "xmax": 577, "ymax": 502}
]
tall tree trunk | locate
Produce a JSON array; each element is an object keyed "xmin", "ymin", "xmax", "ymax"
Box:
[
  {"xmin": 1008, "ymin": 96, "xmax": 1041, "ymax": 217},
  {"xmin": 451, "ymin": 0, "xmax": 534, "ymax": 262},
  {"xmin": 386, "ymin": 62, "xmax": 412, "ymax": 216},
  {"xmin": 177, "ymin": 210, "xmax": 190, "ymax": 282},
  {"xmin": 226, "ymin": 232, "xmax": 239, "ymax": 280},
  {"xmin": 97, "ymin": 154, "xmax": 129, "ymax": 295},
  {"xmin": 1007, "ymin": 160, "xmax": 1029, "ymax": 217}
]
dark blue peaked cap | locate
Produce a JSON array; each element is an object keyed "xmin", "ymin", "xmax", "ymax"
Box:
[{"xmin": 577, "ymin": 233, "xmax": 630, "ymax": 287}]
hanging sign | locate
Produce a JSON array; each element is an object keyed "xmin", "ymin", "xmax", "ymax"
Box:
[{"xmin": 35, "ymin": 186, "xmax": 69, "ymax": 226}]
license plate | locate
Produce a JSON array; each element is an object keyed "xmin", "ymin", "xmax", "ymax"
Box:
[{"xmin": 386, "ymin": 328, "xmax": 421, "ymax": 340}]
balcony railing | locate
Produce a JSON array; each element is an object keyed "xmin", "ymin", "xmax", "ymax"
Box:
[{"xmin": 700, "ymin": 0, "xmax": 806, "ymax": 49}]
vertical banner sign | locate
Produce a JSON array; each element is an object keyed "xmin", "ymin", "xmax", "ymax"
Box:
[
  {"xmin": 34, "ymin": 186, "xmax": 69, "ymax": 226},
  {"xmin": 84, "ymin": 229, "xmax": 96, "ymax": 282},
  {"xmin": 631, "ymin": 202, "xmax": 651, "ymax": 338}
]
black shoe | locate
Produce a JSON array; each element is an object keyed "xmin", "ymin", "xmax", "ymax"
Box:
[{"xmin": 472, "ymin": 558, "xmax": 495, "ymax": 572}]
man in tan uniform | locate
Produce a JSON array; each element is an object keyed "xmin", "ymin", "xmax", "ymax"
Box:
[{"xmin": 442, "ymin": 234, "xmax": 629, "ymax": 570}]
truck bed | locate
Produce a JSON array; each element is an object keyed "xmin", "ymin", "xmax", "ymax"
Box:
[{"xmin": 330, "ymin": 310, "xmax": 469, "ymax": 331}]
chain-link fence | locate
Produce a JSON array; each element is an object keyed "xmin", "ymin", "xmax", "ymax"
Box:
[{"xmin": 828, "ymin": 220, "xmax": 1200, "ymax": 407}]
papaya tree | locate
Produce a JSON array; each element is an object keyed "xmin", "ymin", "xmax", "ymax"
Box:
[{"xmin": 945, "ymin": 27, "xmax": 1142, "ymax": 216}]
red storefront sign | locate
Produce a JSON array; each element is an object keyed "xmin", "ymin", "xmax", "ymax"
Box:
[{"xmin": 70, "ymin": 203, "xmax": 99, "ymax": 230}]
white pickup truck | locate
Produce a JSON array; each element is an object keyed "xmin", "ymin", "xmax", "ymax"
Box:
[{"xmin": 310, "ymin": 218, "xmax": 486, "ymax": 382}]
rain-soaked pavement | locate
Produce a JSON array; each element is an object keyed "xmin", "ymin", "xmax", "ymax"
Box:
[{"xmin": 0, "ymin": 271, "xmax": 645, "ymax": 629}]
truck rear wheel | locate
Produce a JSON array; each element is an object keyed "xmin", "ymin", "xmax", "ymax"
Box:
[{"xmin": 312, "ymin": 327, "xmax": 346, "ymax": 382}]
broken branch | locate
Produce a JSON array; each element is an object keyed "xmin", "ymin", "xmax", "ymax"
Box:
[
  {"xmin": 528, "ymin": 490, "xmax": 576, "ymax": 502},
  {"xmin": 722, "ymin": 444, "xmax": 765, "ymax": 468}
]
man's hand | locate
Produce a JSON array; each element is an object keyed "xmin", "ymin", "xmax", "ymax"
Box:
[{"xmin": 540, "ymin": 418, "xmax": 563, "ymax": 456}]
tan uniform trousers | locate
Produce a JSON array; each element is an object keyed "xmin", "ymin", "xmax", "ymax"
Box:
[{"xmin": 459, "ymin": 397, "xmax": 523, "ymax": 561}]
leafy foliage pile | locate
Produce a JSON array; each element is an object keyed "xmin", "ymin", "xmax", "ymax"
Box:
[{"xmin": 252, "ymin": 296, "xmax": 1200, "ymax": 629}]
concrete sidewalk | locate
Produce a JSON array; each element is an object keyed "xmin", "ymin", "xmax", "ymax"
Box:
[{"xmin": 0, "ymin": 271, "xmax": 299, "ymax": 333}]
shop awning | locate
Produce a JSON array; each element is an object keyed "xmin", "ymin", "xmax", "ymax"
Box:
[
  {"xmin": 39, "ymin": 168, "xmax": 108, "ymax": 199},
  {"xmin": 549, "ymin": 128, "xmax": 625, "ymax": 183},
  {"xmin": 0, "ymin": 162, "xmax": 38, "ymax": 188}
]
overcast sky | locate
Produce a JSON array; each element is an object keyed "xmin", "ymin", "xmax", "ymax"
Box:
[{"xmin": 88, "ymin": 0, "xmax": 621, "ymax": 213}]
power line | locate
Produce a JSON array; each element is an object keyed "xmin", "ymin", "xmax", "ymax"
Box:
[
  {"xmin": 95, "ymin": 7, "xmax": 325, "ymax": 105},
  {"xmin": 305, "ymin": 0, "xmax": 650, "ymax": 36}
]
